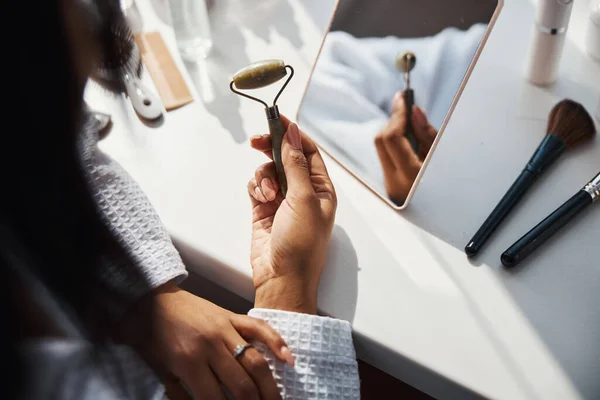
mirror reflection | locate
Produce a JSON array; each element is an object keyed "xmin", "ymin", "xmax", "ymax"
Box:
[{"xmin": 298, "ymin": 0, "xmax": 499, "ymax": 207}]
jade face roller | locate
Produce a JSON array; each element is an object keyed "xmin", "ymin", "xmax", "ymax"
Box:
[
  {"xmin": 395, "ymin": 51, "xmax": 418, "ymax": 152},
  {"xmin": 230, "ymin": 60, "xmax": 295, "ymax": 197}
]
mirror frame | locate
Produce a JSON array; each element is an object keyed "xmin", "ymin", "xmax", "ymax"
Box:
[{"xmin": 296, "ymin": 0, "xmax": 504, "ymax": 210}]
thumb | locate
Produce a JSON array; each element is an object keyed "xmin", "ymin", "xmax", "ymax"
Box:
[{"xmin": 281, "ymin": 123, "xmax": 313, "ymax": 198}]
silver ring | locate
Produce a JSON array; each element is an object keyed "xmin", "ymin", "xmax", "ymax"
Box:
[{"xmin": 232, "ymin": 343, "xmax": 253, "ymax": 359}]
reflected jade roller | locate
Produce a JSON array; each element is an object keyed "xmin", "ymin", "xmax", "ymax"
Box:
[
  {"xmin": 395, "ymin": 51, "xmax": 418, "ymax": 152},
  {"xmin": 230, "ymin": 59, "xmax": 295, "ymax": 197}
]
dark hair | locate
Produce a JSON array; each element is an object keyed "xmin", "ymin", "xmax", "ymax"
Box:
[{"xmin": 1, "ymin": 0, "xmax": 152, "ymax": 397}]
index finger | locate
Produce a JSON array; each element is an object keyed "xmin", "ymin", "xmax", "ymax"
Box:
[
  {"xmin": 249, "ymin": 134, "xmax": 274, "ymax": 160},
  {"xmin": 254, "ymin": 115, "xmax": 319, "ymax": 158}
]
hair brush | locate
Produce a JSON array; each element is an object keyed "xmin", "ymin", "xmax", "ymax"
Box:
[{"xmin": 91, "ymin": 6, "xmax": 162, "ymax": 120}]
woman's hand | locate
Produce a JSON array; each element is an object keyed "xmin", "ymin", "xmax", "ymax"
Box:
[
  {"xmin": 248, "ymin": 116, "xmax": 337, "ymax": 315},
  {"xmin": 123, "ymin": 282, "xmax": 294, "ymax": 400},
  {"xmin": 374, "ymin": 92, "xmax": 437, "ymax": 204}
]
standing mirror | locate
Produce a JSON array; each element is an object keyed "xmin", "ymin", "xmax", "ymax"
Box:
[{"xmin": 298, "ymin": 0, "xmax": 503, "ymax": 209}]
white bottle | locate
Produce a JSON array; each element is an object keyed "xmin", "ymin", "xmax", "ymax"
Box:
[
  {"xmin": 524, "ymin": 0, "xmax": 574, "ymax": 86},
  {"xmin": 168, "ymin": 0, "xmax": 213, "ymax": 60},
  {"xmin": 586, "ymin": 0, "xmax": 600, "ymax": 61}
]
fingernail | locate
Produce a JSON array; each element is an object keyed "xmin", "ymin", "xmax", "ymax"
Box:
[
  {"xmin": 261, "ymin": 178, "xmax": 277, "ymax": 201},
  {"xmin": 287, "ymin": 123, "xmax": 302, "ymax": 150},
  {"xmin": 281, "ymin": 346, "xmax": 295, "ymax": 367},
  {"xmin": 254, "ymin": 185, "xmax": 266, "ymax": 203},
  {"xmin": 266, "ymin": 177, "xmax": 279, "ymax": 193},
  {"xmin": 394, "ymin": 91, "xmax": 405, "ymax": 108}
]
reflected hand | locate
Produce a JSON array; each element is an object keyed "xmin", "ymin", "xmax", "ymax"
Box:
[
  {"xmin": 375, "ymin": 92, "xmax": 437, "ymax": 204},
  {"xmin": 248, "ymin": 115, "xmax": 337, "ymax": 315}
]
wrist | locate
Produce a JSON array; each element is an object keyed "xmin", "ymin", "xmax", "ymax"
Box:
[
  {"xmin": 254, "ymin": 277, "xmax": 318, "ymax": 314},
  {"xmin": 115, "ymin": 282, "xmax": 181, "ymax": 351},
  {"xmin": 153, "ymin": 280, "xmax": 181, "ymax": 297}
]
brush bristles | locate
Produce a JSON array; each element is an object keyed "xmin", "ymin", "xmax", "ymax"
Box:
[
  {"xmin": 89, "ymin": 3, "xmax": 141, "ymax": 93},
  {"xmin": 547, "ymin": 99, "xmax": 596, "ymax": 147}
]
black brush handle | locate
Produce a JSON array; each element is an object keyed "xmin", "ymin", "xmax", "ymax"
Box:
[
  {"xmin": 465, "ymin": 170, "xmax": 537, "ymax": 256},
  {"xmin": 501, "ymin": 190, "xmax": 592, "ymax": 267},
  {"xmin": 403, "ymin": 89, "xmax": 418, "ymax": 154},
  {"xmin": 465, "ymin": 134, "xmax": 566, "ymax": 257},
  {"xmin": 266, "ymin": 107, "xmax": 288, "ymax": 198}
]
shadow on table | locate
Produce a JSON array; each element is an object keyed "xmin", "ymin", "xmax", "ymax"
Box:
[
  {"xmin": 319, "ymin": 225, "xmax": 359, "ymax": 323},
  {"xmin": 246, "ymin": 0, "xmax": 304, "ymax": 49},
  {"xmin": 185, "ymin": 56, "xmax": 247, "ymax": 144},
  {"xmin": 179, "ymin": 0, "xmax": 305, "ymax": 144},
  {"xmin": 148, "ymin": 0, "xmax": 170, "ymax": 26}
]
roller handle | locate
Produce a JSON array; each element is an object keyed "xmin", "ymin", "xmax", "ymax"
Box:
[
  {"xmin": 465, "ymin": 134, "xmax": 567, "ymax": 257},
  {"xmin": 403, "ymin": 89, "xmax": 418, "ymax": 154},
  {"xmin": 267, "ymin": 108, "xmax": 288, "ymax": 198}
]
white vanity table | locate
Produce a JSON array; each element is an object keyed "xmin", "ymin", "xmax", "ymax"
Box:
[{"xmin": 87, "ymin": 0, "xmax": 600, "ymax": 398}]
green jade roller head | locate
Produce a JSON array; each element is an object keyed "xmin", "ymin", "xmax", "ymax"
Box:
[
  {"xmin": 395, "ymin": 51, "xmax": 417, "ymax": 89},
  {"xmin": 231, "ymin": 59, "xmax": 288, "ymax": 89},
  {"xmin": 230, "ymin": 59, "xmax": 295, "ymax": 198}
]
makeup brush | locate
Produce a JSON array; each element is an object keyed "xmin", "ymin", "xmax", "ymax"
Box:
[
  {"xmin": 502, "ymin": 172, "xmax": 600, "ymax": 267},
  {"xmin": 465, "ymin": 99, "xmax": 596, "ymax": 257}
]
